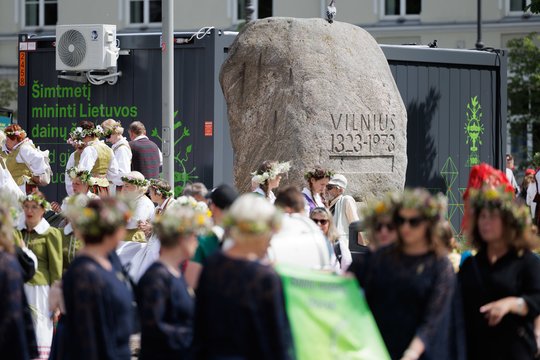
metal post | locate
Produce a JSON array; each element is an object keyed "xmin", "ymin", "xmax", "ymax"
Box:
[
  {"xmin": 162, "ymin": 0, "xmax": 175, "ymax": 188},
  {"xmin": 475, "ymin": 0, "xmax": 484, "ymax": 49}
]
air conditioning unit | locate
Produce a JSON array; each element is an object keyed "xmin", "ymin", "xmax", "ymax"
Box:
[{"xmin": 56, "ymin": 24, "xmax": 119, "ymax": 71}]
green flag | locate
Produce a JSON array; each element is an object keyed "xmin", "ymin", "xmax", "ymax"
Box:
[{"xmin": 277, "ymin": 265, "xmax": 390, "ymax": 360}]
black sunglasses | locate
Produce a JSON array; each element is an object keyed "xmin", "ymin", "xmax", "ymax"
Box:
[
  {"xmin": 375, "ymin": 222, "xmax": 396, "ymax": 232},
  {"xmin": 395, "ymin": 215, "xmax": 425, "ymax": 228},
  {"xmin": 312, "ymin": 218, "xmax": 329, "ymax": 226}
]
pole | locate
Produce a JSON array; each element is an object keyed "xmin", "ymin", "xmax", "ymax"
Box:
[
  {"xmin": 475, "ymin": 0, "xmax": 484, "ymax": 49},
  {"xmin": 162, "ymin": 0, "xmax": 175, "ymax": 189}
]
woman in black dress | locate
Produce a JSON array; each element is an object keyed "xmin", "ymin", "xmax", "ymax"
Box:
[
  {"xmin": 351, "ymin": 188, "xmax": 461, "ymax": 360},
  {"xmin": 137, "ymin": 202, "xmax": 211, "ymax": 360},
  {"xmin": 0, "ymin": 199, "xmax": 37, "ymax": 360},
  {"xmin": 193, "ymin": 193, "xmax": 294, "ymax": 360},
  {"xmin": 460, "ymin": 185, "xmax": 540, "ymax": 359},
  {"xmin": 61, "ymin": 197, "xmax": 134, "ymax": 360}
]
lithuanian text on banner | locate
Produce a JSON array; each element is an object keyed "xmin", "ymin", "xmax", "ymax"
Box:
[{"xmin": 277, "ymin": 265, "xmax": 390, "ymax": 360}]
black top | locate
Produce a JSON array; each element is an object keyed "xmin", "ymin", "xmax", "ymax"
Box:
[
  {"xmin": 459, "ymin": 249, "xmax": 540, "ymax": 359},
  {"xmin": 62, "ymin": 255, "xmax": 134, "ymax": 360},
  {"xmin": 137, "ymin": 262, "xmax": 194, "ymax": 360},
  {"xmin": 0, "ymin": 251, "xmax": 38, "ymax": 360},
  {"xmin": 193, "ymin": 251, "xmax": 294, "ymax": 360},
  {"xmin": 350, "ymin": 244, "xmax": 459, "ymax": 360}
]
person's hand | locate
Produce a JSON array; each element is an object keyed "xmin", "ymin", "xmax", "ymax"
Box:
[
  {"xmin": 51, "ymin": 201, "xmax": 61, "ymax": 213},
  {"xmin": 480, "ymin": 297, "xmax": 517, "ymax": 326},
  {"xmin": 138, "ymin": 221, "xmax": 153, "ymax": 237}
]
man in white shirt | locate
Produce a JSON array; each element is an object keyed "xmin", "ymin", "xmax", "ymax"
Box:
[
  {"xmin": 268, "ymin": 186, "xmax": 331, "ymax": 270},
  {"xmin": 505, "ymin": 154, "xmax": 519, "ymax": 193}
]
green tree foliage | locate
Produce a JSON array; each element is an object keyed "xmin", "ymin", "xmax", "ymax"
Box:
[
  {"xmin": 507, "ymin": 33, "xmax": 540, "ymax": 163},
  {"xmin": 526, "ymin": 0, "xmax": 540, "ymax": 13},
  {"xmin": 0, "ymin": 79, "xmax": 17, "ymax": 109}
]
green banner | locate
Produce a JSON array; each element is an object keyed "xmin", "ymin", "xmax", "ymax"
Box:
[{"xmin": 277, "ymin": 265, "xmax": 390, "ymax": 360}]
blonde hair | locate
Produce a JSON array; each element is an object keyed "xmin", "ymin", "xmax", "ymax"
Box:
[{"xmin": 102, "ymin": 119, "xmax": 124, "ymax": 136}]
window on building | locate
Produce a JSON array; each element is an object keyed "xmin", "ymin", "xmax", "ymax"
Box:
[
  {"xmin": 129, "ymin": 0, "xmax": 162, "ymax": 25},
  {"xmin": 383, "ymin": 0, "xmax": 421, "ymax": 17},
  {"xmin": 509, "ymin": 0, "xmax": 531, "ymax": 13},
  {"xmin": 234, "ymin": 0, "xmax": 273, "ymax": 23},
  {"xmin": 24, "ymin": 0, "xmax": 57, "ymax": 27}
]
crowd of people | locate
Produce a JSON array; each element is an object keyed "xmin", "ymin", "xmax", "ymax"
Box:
[{"xmin": 1, "ymin": 121, "xmax": 540, "ymax": 360}]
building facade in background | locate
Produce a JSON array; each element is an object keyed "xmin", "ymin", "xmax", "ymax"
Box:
[{"xmin": 1, "ymin": 0, "xmax": 539, "ymax": 161}]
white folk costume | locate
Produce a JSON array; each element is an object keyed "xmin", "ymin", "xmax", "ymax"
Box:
[
  {"xmin": 78, "ymin": 140, "xmax": 120, "ymax": 196},
  {"xmin": 329, "ymin": 194, "xmax": 356, "ymax": 270},
  {"xmin": 4, "ymin": 138, "xmax": 49, "ymax": 194},
  {"xmin": 116, "ymin": 194, "xmax": 155, "ymax": 266},
  {"xmin": 14, "ymin": 217, "xmax": 63, "ymax": 360},
  {"xmin": 110, "ymin": 137, "xmax": 132, "ymax": 194},
  {"xmin": 302, "ymin": 187, "xmax": 325, "ymax": 216},
  {"xmin": 0, "ymin": 156, "xmax": 24, "ymax": 198},
  {"xmin": 253, "ymin": 187, "xmax": 276, "ymax": 204},
  {"xmin": 128, "ymin": 197, "xmax": 176, "ymax": 283}
]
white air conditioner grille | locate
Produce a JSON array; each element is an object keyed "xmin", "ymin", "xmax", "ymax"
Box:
[{"xmin": 58, "ymin": 29, "xmax": 87, "ymax": 67}]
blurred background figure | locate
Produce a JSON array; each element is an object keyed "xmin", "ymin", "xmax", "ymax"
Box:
[
  {"xmin": 62, "ymin": 198, "xmax": 134, "ymax": 359},
  {"xmin": 505, "ymin": 154, "xmax": 519, "ymax": 194},
  {"xmin": 182, "ymin": 182, "xmax": 209, "ymax": 202},
  {"xmin": 460, "ymin": 182, "xmax": 540, "ymax": 360},
  {"xmin": 193, "ymin": 194, "xmax": 293, "ymax": 359},
  {"xmin": 309, "ymin": 206, "xmax": 340, "ymax": 269},
  {"xmin": 361, "ymin": 193, "xmax": 399, "ymax": 250},
  {"xmin": 137, "ymin": 202, "xmax": 211, "ymax": 360},
  {"xmin": 102, "ymin": 119, "xmax": 132, "ymax": 195}
]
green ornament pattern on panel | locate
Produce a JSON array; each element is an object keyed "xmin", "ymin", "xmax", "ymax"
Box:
[
  {"xmin": 151, "ymin": 110, "xmax": 198, "ymax": 196},
  {"xmin": 464, "ymin": 96, "xmax": 485, "ymax": 167},
  {"xmin": 440, "ymin": 157, "xmax": 464, "ymax": 239}
]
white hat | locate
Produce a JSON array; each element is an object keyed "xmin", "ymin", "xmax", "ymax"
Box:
[{"xmin": 328, "ymin": 174, "xmax": 348, "ymax": 189}]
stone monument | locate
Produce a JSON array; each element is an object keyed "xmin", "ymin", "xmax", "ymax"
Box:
[{"xmin": 220, "ymin": 17, "xmax": 407, "ymax": 201}]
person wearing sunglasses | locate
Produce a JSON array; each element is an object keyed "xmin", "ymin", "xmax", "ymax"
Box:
[
  {"xmin": 459, "ymin": 183, "xmax": 540, "ymax": 360},
  {"xmin": 309, "ymin": 207, "xmax": 340, "ymax": 269},
  {"xmin": 361, "ymin": 193, "xmax": 399, "ymax": 250},
  {"xmin": 351, "ymin": 188, "xmax": 462, "ymax": 360}
]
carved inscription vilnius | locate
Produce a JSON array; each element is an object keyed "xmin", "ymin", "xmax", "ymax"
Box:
[{"xmin": 329, "ymin": 113, "xmax": 396, "ymax": 155}]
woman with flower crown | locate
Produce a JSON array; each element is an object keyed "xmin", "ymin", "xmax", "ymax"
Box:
[
  {"xmin": 2, "ymin": 124, "xmax": 51, "ymax": 194},
  {"xmin": 128, "ymin": 178, "xmax": 176, "ymax": 282},
  {"xmin": 302, "ymin": 166, "xmax": 333, "ymax": 214},
  {"xmin": 459, "ymin": 168, "xmax": 540, "ymax": 359},
  {"xmin": 61, "ymin": 197, "xmax": 134, "ymax": 360},
  {"xmin": 360, "ymin": 192, "xmax": 400, "ymax": 250},
  {"xmin": 252, "ymin": 160, "xmax": 290, "ymax": 204},
  {"xmin": 0, "ymin": 195, "xmax": 39, "ymax": 359},
  {"xmin": 350, "ymin": 188, "xmax": 463, "ymax": 360},
  {"xmin": 137, "ymin": 201, "xmax": 211, "ymax": 359},
  {"xmin": 193, "ymin": 194, "xmax": 294, "ymax": 359},
  {"xmin": 12, "ymin": 191, "xmax": 63, "ymax": 360},
  {"xmin": 64, "ymin": 128, "xmax": 87, "ymax": 196},
  {"xmin": 101, "ymin": 119, "xmax": 132, "ymax": 194},
  {"xmin": 76, "ymin": 120, "xmax": 121, "ymax": 197}
]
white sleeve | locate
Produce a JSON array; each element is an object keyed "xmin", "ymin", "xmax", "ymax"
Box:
[
  {"xmin": 18, "ymin": 144, "xmax": 48, "ymax": 176},
  {"xmin": 527, "ymin": 182, "xmax": 537, "ymax": 207},
  {"xmin": 78, "ymin": 146, "xmax": 98, "ymax": 172},
  {"xmin": 65, "ymin": 152, "xmax": 75, "ymax": 196},
  {"xmin": 106, "ymin": 150, "xmax": 122, "ymax": 186},
  {"xmin": 21, "ymin": 247, "xmax": 38, "ymax": 271},
  {"xmin": 115, "ymin": 146, "xmax": 131, "ymax": 175}
]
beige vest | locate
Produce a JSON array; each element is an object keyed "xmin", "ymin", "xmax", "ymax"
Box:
[
  {"xmin": 6, "ymin": 143, "xmax": 33, "ymax": 185},
  {"xmin": 90, "ymin": 141, "xmax": 112, "ymax": 176}
]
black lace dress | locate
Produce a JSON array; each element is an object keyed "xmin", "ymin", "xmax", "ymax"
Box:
[
  {"xmin": 350, "ymin": 243, "xmax": 462, "ymax": 360},
  {"xmin": 459, "ymin": 249, "xmax": 540, "ymax": 359},
  {"xmin": 0, "ymin": 251, "xmax": 38, "ymax": 360},
  {"xmin": 62, "ymin": 255, "xmax": 134, "ymax": 360},
  {"xmin": 193, "ymin": 251, "xmax": 295, "ymax": 360},
  {"xmin": 137, "ymin": 262, "xmax": 194, "ymax": 360}
]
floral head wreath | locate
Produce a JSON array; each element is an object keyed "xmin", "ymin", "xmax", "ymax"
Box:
[
  {"xmin": 251, "ymin": 161, "xmax": 291, "ymax": 185},
  {"xmin": 4, "ymin": 128, "xmax": 26, "ymax": 137},
  {"xmin": 149, "ymin": 179, "xmax": 173, "ymax": 198},
  {"xmin": 20, "ymin": 193, "xmax": 51, "ymax": 211},
  {"xmin": 64, "ymin": 195, "xmax": 132, "ymax": 238},
  {"xmin": 67, "ymin": 167, "xmax": 93, "ymax": 184},
  {"xmin": 153, "ymin": 201, "xmax": 213, "ymax": 239},
  {"xmin": 362, "ymin": 192, "xmax": 401, "ymax": 229},
  {"xmin": 223, "ymin": 209, "xmax": 282, "ymax": 235},
  {"xmin": 468, "ymin": 185, "xmax": 531, "ymax": 228},
  {"xmin": 304, "ymin": 168, "xmax": 335, "ymax": 181},
  {"xmin": 69, "ymin": 125, "xmax": 104, "ymax": 140},
  {"xmin": 103, "ymin": 121, "xmax": 122, "ymax": 138},
  {"xmin": 398, "ymin": 188, "xmax": 447, "ymax": 222},
  {"xmin": 121, "ymin": 176, "xmax": 149, "ymax": 188}
]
